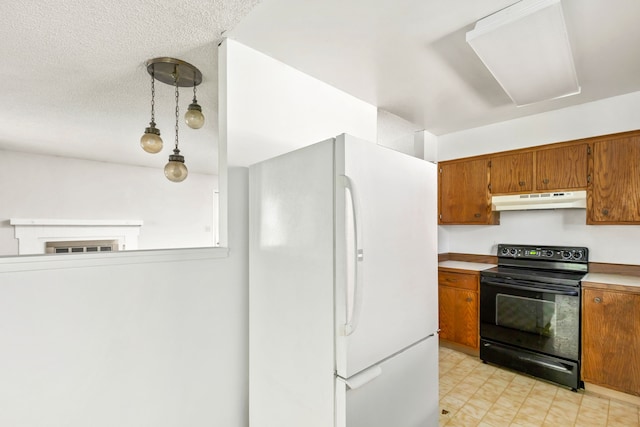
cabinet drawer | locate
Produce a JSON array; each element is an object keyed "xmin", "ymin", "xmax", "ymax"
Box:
[{"xmin": 438, "ymin": 271, "xmax": 478, "ymax": 291}]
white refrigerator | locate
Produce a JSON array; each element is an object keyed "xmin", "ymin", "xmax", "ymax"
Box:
[{"xmin": 249, "ymin": 134, "xmax": 439, "ymax": 427}]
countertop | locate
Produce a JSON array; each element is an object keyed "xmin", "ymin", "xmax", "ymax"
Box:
[
  {"xmin": 438, "ymin": 261, "xmax": 496, "ymax": 271},
  {"xmin": 582, "ymin": 272, "xmax": 640, "ymax": 290},
  {"xmin": 438, "ymin": 260, "xmax": 640, "ymax": 292}
]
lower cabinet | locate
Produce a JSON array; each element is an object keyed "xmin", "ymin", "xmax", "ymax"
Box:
[
  {"xmin": 438, "ymin": 268, "xmax": 479, "ymax": 350},
  {"xmin": 582, "ymin": 285, "xmax": 640, "ymax": 396}
]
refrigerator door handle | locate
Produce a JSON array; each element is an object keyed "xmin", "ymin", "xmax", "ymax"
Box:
[
  {"xmin": 340, "ymin": 174, "xmax": 364, "ymax": 336},
  {"xmin": 337, "ymin": 365, "xmax": 382, "ymax": 390}
]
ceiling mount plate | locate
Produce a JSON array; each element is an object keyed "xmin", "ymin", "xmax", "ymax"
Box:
[{"xmin": 146, "ymin": 57, "xmax": 203, "ymax": 87}]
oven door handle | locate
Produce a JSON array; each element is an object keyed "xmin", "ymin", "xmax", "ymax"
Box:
[{"xmin": 482, "ymin": 280, "xmax": 579, "ymax": 296}]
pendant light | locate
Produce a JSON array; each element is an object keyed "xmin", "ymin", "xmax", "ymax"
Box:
[
  {"xmin": 165, "ymin": 146, "xmax": 188, "ymax": 182},
  {"xmin": 140, "ymin": 65, "xmax": 163, "ymax": 153},
  {"xmin": 184, "ymin": 72, "xmax": 205, "ymax": 129},
  {"xmin": 141, "ymin": 57, "xmax": 203, "ymax": 182},
  {"xmin": 164, "ymin": 66, "xmax": 188, "ymax": 182}
]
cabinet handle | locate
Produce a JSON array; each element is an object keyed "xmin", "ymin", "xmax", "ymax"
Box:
[
  {"xmin": 594, "ymin": 297, "xmax": 602, "ymax": 304},
  {"xmin": 465, "ymin": 297, "xmax": 473, "ymax": 302},
  {"xmin": 519, "ymin": 181, "xmax": 525, "ymax": 186},
  {"xmin": 542, "ymin": 178, "xmax": 550, "ymax": 184},
  {"xmin": 446, "ymin": 278, "xmax": 457, "ymax": 283},
  {"xmin": 602, "ymin": 209, "xmax": 609, "ymax": 216},
  {"xmin": 474, "ymin": 213, "xmax": 481, "ymax": 218}
]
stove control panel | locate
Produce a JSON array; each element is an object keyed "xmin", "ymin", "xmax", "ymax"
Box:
[{"xmin": 498, "ymin": 244, "xmax": 588, "ymax": 262}]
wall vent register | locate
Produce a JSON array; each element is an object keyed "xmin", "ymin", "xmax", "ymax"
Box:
[{"xmin": 46, "ymin": 240, "xmax": 119, "ymax": 254}]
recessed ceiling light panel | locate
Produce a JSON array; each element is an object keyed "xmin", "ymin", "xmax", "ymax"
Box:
[{"xmin": 466, "ymin": 0, "xmax": 580, "ymax": 106}]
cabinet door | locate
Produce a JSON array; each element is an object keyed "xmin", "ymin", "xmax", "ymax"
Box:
[
  {"xmin": 536, "ymin": 144, "xmax": 588, "ymax": 191},
  {"xmin": 582, "ymin": 288, "xmax": 640, "ymax": 395},
  {"xmin": 490, "ymin": 152, "xmax": 533, "ymax": 194},
  {"xmin": 590, "ymin": 135, "xmax": 640, "ymax": 223},
  {"xmin": 439, "ymin": 270, "xmax": 478, "ymax": 291},
  {"xmin": 439, "ymin": 158, "xmax": 496, "ymax": 224},
  {"xmin": 454, "ymin": 289, "xmax": 478, "ymax": 349},
  {"xmin": 438, "ymin": 269, "xmax": 479, "ymax": 351},
  {"xmin": 438, "ymin": 285, "xmax": 456, "ymax": 343}
]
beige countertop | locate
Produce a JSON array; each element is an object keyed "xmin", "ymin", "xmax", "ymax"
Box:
[
  {"xmin": 583, "ymin": 273, "xmax": 640, "ymax": 289},
  {"xmin": 438, "ymin": 257, "xmax": 640, "ymax": 289},
  {"xmin": 438, "ymin": 260, "xmax": 496, "ymax": 271}
]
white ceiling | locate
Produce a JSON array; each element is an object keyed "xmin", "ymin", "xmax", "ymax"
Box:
[
  {"xmin": 2, "ymin": 0, "xmax": 640, "ymax": 173},
  {"xmin": 229, "ymin": 0, "xmax": 640, "ymax": 135}
]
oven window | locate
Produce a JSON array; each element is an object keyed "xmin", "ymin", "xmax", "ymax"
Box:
[
  {"xmin": 480, "ymin": 280, "xmax": 580, "ymax": 361},
  {"xmin": 496, "ymin": 294, "xmax": 556, "ymax": 337}
]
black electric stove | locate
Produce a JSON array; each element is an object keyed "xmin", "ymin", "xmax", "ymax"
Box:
[{"xmin": 479, "ymin": 244, "xmax": 589, "ymax": 390}]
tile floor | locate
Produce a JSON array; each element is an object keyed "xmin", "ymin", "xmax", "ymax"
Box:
[{"xmin": 439, "ymin": 346, "xmax": 640, "ymax": 426}]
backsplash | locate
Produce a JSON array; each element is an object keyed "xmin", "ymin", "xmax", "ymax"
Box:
[{"xmin": 439, "ymin": 209, "xmax": 640, "ymax": 265}]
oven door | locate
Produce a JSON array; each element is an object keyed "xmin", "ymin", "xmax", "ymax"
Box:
[{"xmin": 480, "ymin": 275, "xmax": 580, "ymax": 361}]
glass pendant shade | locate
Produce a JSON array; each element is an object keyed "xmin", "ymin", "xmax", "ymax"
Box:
[
  {"xmin": 184, "ymin": 102, "xmax": 204, "ymax": 129},
  {"xmin": 164, "ymin": 148, "xmax": 188, "ymax": 182},
  {"xmin": 140, "ymin": 124, "xmax": 163, "ymax": 153}
]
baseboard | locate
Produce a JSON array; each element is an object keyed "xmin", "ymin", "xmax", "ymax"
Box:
[
  {"xmin": 584, "ymin": 382, "xmax": 640, "ymax": 407},
  {"xmin": 439, "ymin": 339, "xmax": 479, "ymax": 357}
]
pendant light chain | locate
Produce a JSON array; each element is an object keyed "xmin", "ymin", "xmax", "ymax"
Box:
[
  {"xmin": 174, "ymin": 66, "xmax": 180, "ymax": 150},
  {"xmin": 150, "ymin": 65, "xmax": 156, "ymax": 126},
  {"xmin": 192, "ymin": 72, "xmax": 197, "ymax": 103}
]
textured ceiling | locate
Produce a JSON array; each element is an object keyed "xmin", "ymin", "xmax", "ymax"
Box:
[
  {"xmin": 2, "ymin": 0, "xmax": 640, "ymax": 173},
  {"xmin": 0, "ymin": 0, "xmax": 260, "ymax": 173}
]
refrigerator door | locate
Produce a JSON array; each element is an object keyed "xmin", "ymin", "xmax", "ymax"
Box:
[
  {"xmin": 335, "ymin": 334, "xmax": 439, "ymax": 427},
  {"xmin": 335, "ymin": 134, "xmax": 438, "ymax": 378},
  {"xmin": 249, "ymin": 139, "xmax": 337, "ymax": 427}
]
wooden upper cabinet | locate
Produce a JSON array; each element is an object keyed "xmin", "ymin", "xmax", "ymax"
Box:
[
  {"xmin": 489, "ymin": 143, "xmax": 588, "ymax": 195},
  {"xmin": 589, "ymin": 134, "xmax": 640, "ymax": 224},
  {"xmin": 490, "ymin": 152, "xmax": 533, "ymax": 194},
  {"xmin": 439, "ymin": 158, "xmax": 498, "ymax": 224},
  {"xmin": 535, "ymin": 144, "xmax": 589, "ymax": 191},
  {"xmin": 436, "ymin": 129, "xmax": 640, "ymax": 225}
]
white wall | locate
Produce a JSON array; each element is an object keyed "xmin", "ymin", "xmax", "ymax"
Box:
[
  {"xmin": 223, "ymin": 38, "xmax": 377, "ymax": 167},
  {"xmin": 439, "ymin": 91, "xmax": 640, "ymax": 161},
  {"xmin": 416, "ymin": 130, "xmax": 439, "ymax": 163},
  {"xmin": 438, "ymin": 91, "xmax": 640, "ymax": 264},
  {"xmin": 0, "ymin": 167, "xmax": 248, "ymax": 427},
  {"xmin": 376, "ymin": 109, "xmax": 421, "ymax": 155},
  {"xmin": 0, "ymin": 150, "xmax": 218, "ymax": 256}
]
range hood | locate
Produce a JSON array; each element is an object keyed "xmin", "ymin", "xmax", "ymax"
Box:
[{"xmin": 492, "ymin": 190, "xmax": 586, "ymax": 211}]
